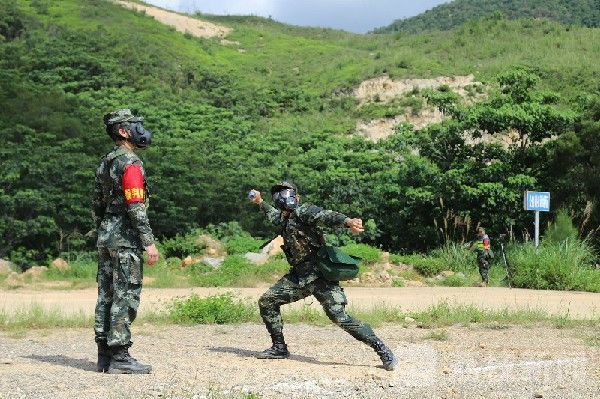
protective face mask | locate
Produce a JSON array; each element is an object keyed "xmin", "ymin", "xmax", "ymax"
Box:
[
  {"xmin": 273, "ymin": 189, "xmax": 298, "ymax": 210},
  {"xmin": 127, "ymin": 122, "xmax": 152, "ymax": 149}
]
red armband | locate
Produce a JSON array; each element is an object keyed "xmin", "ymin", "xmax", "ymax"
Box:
[{"xmin": 122, "ymin": 164, "xmax": 145, "ymax": 205}]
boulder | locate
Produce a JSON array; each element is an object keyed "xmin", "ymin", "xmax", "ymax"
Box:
[
  {"xmin": 181, "ymin": 256, "xmax": 203, "ymax": 268},
  {"xmin": 202, "ymin": 257, "xmax": 225, "ymax": 269},
  {"xmin": 50, "ymin": 258, "xmax": 70, "ymax": 271},
  {"xmin": 196, "ymin": 235, "xmax": 226, "ymax": 257},
  {"xmin": 244, "ymin": 252, "xmax": 269, "ymax": 265},
  {"xmin": 260, "ymin": 235, "xmax": 284, "ymax": 257},
  {"xmin": 0, "ymin": 259, "xmax": 14, "ymax": 274},
  {"xmin": 24, "ymin": 266, "xmax": 48, "ymax": 280}
]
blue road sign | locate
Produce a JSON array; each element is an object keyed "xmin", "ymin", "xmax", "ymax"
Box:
[{"xmin": 524, "ymin": 191, "xmax": 550, "ymax": 212}]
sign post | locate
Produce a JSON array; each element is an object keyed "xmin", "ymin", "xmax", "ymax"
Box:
[{"xmin": 524, "ymin": 191, "xmax": 550, "ymax": 247}]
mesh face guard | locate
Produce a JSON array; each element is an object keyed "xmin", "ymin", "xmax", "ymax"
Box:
[{"xmin": 272, "ymin": 188, "xmax": 298, "ymax": 210}]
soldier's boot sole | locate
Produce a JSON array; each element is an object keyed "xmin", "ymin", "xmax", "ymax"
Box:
[
  {"xmin": 107, "ymin": 362, "xmax": 152, "ymax": 374},
  {"xmin": 256, "ymin": 351, "xmax": 290, "ymax": 359},
  {"xmin": 107, "ymin": 366, "xmax": 152, "ymax": 374}
]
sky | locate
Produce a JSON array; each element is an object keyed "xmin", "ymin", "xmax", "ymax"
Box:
[{"xmin": 144, "ymin": 0, "xmax": 452, "ymax": 33}]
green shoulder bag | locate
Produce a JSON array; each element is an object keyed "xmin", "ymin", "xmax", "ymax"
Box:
[{"xmin": 316, "ymin": 245, "xmax": 361, "ymax": 282}]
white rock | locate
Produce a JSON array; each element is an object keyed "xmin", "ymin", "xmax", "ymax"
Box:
[{"xmin": 244, "ymin": 252, "xmax": 269, "ymax": 265}]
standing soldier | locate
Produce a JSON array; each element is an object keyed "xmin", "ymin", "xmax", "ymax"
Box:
[
  {"xmin": 249, "ymin": 182, "xmax": 397, "ymax": 371},
  {"xmin": 470, "ymin": 227, "xmax": 493, "ymax": 286},
  {"xmin": 93, "ymin": 109, "xmax": 160, "ymax": 374}
]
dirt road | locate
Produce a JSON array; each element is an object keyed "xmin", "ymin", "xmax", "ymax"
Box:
[
  {"xmin": 1, "ymin": 287, "xmax": 599, "ymax": 318},
  {"xmin": 0, "ymin": 324, "xmax": 598, "ymax": 399}
]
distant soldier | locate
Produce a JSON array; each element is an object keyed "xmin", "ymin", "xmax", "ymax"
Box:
[
  {"xmin": 470, "ymin": 227, "xmax": 493, "ymax": 286},
  {"xmin": 249, "ymin": 182, "xmax": 397, "ymax": 371},
  {"xmin": 92, "ymin": 109, "xmax": 160, "ymax": 374}
]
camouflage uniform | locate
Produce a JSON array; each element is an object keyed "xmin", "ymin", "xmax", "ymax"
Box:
[
  {"xmin": 93, "ymin": 145, "xmax": 154, "ymax": 347},
  {"xmin": 258, "ymin": 202, "xmax": 379, "ymax": 347},
  {"xmin": 475, "ymin": 234, "xmax": 492, "ymax": 284}
]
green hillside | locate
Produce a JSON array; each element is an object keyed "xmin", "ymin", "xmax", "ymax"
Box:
[
  {"xmin": 375, "ymin": 0, "xmax": 600, "ymax": 33},
  {"xmin": 1, "ymin": 0, "xmax": 600, "ymax": 265}
]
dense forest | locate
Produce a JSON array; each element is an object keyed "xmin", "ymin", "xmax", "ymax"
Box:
[
  {"xmin": 375, "ymin": 0, "xmax": 600, "ymax": 33},
  {"xmin": 1, "ymin": 0, "xmax": 600, "ymax": 265}
]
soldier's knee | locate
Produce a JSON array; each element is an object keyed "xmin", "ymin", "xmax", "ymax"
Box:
[
  {"xmin": 324, "ymin": 305, "xmax": 350, "ymax": 325},
  {"xmin": 258, "ymin": 294, "xmax": 273, "ymax": 311}
]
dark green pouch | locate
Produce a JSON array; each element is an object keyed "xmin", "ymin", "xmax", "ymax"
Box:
[{"xmin": 316, "ymin": 246, "xmax": 361, "ymax": 281}]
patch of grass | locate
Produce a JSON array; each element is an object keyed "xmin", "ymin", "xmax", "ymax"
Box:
[
  {"xmin": 584, "ymin": 333, "xmax": 600, "ymax": 347},
  {"xmin": 43, "ymin": 261, "xmax": 97, "ymax": 282},
  {"xmin": 424, "ymin": 329, "xmax": 449, "ymax": 341},
  {"xmin": 0, "ymin": 304, "xmax": 93, "ymax": 332},
  {"xmin": 189, "ymin": 256, "xmax": 288, "ymax": 287},
  {"xmin": 438, "ymin": 274, "xmax": 468, "ymax": 287},
  {"xmin": 341, "ymin": 243, "xmax": 382, "ymax": 264},
  {"xmin": 393, "ymin": 254, "xmax": 445, "ymax": 277},
  {"xmin": 168, "ymin": 293, "xmax": 257, "ymax": 324},
  {"xmin": 430, "ymin": 243, "xmax": 474, "ymax": 273}
]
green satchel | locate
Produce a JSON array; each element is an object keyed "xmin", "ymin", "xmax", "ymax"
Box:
[{"xmin": 316, "ymin": 245, "xmax": 361, "ymax": 281}]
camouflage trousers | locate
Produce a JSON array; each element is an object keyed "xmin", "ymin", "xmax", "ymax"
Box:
[
  {"xmin": 259, "ymin": 272, "xmax": 379, "ymax": 346},
  {"xmin": 94, "ymin": 247, "xmax": 143, "ymax": 347},
  {"xmin": 477, "ymin": 253, "xmax": 491, "ymax": 283}
]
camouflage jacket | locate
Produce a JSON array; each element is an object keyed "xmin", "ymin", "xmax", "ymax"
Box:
[
  {"xmin": 93, "ymin": 145, "xmax": 154, "ymax": 249},
  {"xmin": 260, "ymin": 202, "xmax": 349, "ymax": 284}
]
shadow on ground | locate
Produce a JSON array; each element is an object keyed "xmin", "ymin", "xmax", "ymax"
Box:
[
  {"xmin": 24, "ymin": 354, "xmax": 96, "ymax": 372},
  {"xmin": 208, "ymin": 346, "xmax": 372, "ymax": 367}
]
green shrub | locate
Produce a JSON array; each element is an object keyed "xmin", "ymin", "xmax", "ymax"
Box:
[
  {"xmin": 508, "ymin": 240, "xmax": 599, "ymax": 292},
  {"xmin": 439, "ymin": 274, "xmax": 468, "ymax": 287},
  {"xmin": 189, "ymin": 255, "xmax": 286, "ymax": 287},
  {"xmin": 160, "ymin": 230, "xmax": 206, "ymax": 258},
  {"xmin": 44, "ymin": 261, "xmax": 96, "ymax": 281},
  {"xmin": 225, "ymin": 235, "xmax": 263, "ymax": 255},
  {"xmin": 168, "ymin": 293, "xmax": 257, "ymax": 324},
  {"xmin": 341, "ymin": 243, "xmax": 382, "ymax": 264},
  {"xmin": 430, "ymin": 243, "xmax": 474, "ymax": 272},
  {"xmin": 544, "ymin": 210, "xmax": 578, "ymax": 243},
  {"xmin": 393, "ymin": 254, "xmax": 444, "ymax": 277}
]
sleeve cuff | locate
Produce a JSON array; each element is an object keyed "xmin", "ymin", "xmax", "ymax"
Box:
[{"xmin": 140, "ymin": 234, "xmax": 155, "ymax": 248}]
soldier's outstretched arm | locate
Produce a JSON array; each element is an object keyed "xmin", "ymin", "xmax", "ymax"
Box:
[
  {"xmin": 249, "ymin": 189, "xmax": 284, "ymax": 227},
  {"xmin": 305, "ymin": 206, "xmax": 364, "ymax": 234},
  {"xmin": 122, "ymin": 163, "xmax": 159, "ymax": 264}
]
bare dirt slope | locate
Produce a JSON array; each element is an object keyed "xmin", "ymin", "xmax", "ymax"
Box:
[
  {"xmin": 0, "ymin": 324, "xmax": 598, "ymax": 399},
  {"xmin": 1, "ymin": 287, "xmax": 599, "ymax": 318},
  {"xmin": 115, "ymin": 1, "xmax": 234, "ymax": 42}
]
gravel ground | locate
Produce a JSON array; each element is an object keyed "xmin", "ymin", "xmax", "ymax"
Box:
[{"xmin": 0, "ymin": 323, "xmax": 598, "ymax": 399}]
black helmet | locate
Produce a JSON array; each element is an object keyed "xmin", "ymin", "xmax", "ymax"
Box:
[{"xmin": 271, "ymin": 181, "xmax": 298, "ymax": 211}]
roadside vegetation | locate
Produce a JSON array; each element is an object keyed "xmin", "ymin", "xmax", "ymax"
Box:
[
  {"xmin": 2, "ymin": 294, "xmax": 598, "ymax": 334},
  {"xmin": 1, "ymin": 213, "xmax": 599, "ymax": 293}
]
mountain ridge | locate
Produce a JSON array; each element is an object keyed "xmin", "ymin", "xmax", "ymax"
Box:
[{"xmin": 375, "ymin": 0, "xmax": 600, "ymax": 33}]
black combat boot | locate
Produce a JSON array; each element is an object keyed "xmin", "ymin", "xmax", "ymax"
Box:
[
  {"xmin": 257, "ymin": 334, "xmax": 289, "ymax": 359},
  {"xmin": 97, "ymin": 340, "xmax": 111, "ymax": 373},
  {"xmin": 371, "ymin": 339, "xmax": 398, "ymax": 371},
  {"xmin": 107, "ymin": 345, "xmax": 152, "ymax": 374}
]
